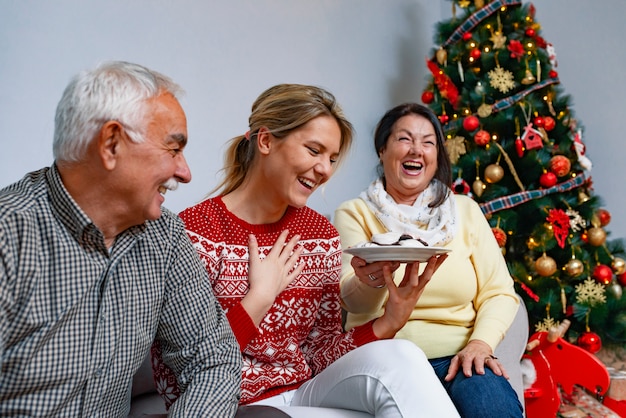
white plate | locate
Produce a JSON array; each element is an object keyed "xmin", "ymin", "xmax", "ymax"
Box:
[{"xmin": 344, "ymin": 246, "xmax": 451, "ymax": 263}]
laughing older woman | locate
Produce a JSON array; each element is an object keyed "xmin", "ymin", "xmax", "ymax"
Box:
[{"xmin": 334, "ymin": 103, "xmax": 523, "ymax": 417}]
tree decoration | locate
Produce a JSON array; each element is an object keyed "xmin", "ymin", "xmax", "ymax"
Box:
[
  {"xmin": 549, "ymin": 155, "xmax": 571, "ymax": 177},
  {"xmin": 425, "ymin": 0, "xmax": 625, "ymax": 346},
  {"xmin": 421, "ymin": 90, "xmax": 434, "ymax": 104},
  {"xmin": 539, "ymin": 171, "xmax": 557, "ymax": 188},
  {"xmin": 507, "ymin": 39, "xmax": 525, "ymax": 60},
  {"xmin": 612, "ymin": 257, "xmax": 626, "ymax": 275},
  {"xmin": 577, "ymin": 331, "xmax": 602, "ymax": 354},
  {"xmin": 445, "ymin": 136, "xmax": 467, "ymax": 164},
  {"xmin": 463, "ymin": 115, "xmax": 480, "ymax": 131},
  {"xmin": 566, "ymin": 208, "xmax": 586, "ymax": 232},
  {"xmin": 618, "ymin": 272, "xmax": 626, "ymax": 287},
  {"xmin": 535, "ymin": 312, "xmax": 560, "ymax": 333},
  {"xmin": 597, "ymin": 208, "xmax": 611, "ymax": 227},
  {"xmin": 436, "ymin": 47, "xmax": 448, "ymax": 65},
  {"xmin": 474, "ymin": 129, "xmax": 491, "ymax": 146},
  {"xmin": 587, "ymin": 227, "xmax": 607, "ymax": 247},
  {"xmin": 542, "ymin": 116, "xmax": 556, "ymax": 131},
  {"xmin": 484, "ymin": 163, "xmax": 504, "ymax": 184},
  {"xmin": 488, "ymin": 65, "xmax": 516, "ymax": 93},
  {"xmin": 452, "ymin": 174, "xmax": 471, "ymax": 195},
  {"xmin": 535, "ymin": 253, "xmax": 557, "ymax": 277},
  {"xmin": 546, "ymin": 209, "xmax": 570, "ymax": 248},
  {"xmin": 521, "ymin": 124, "xmax": 543, "ymax": 150},
  {"xmin": 572, "ymin": 128, "xmax": 593, "ymax": 171},
  {"xmin": 592, "ymin": 264, "xmax": 613, "ymax": 285},
  {"xmin": 607, "ymin": 280, "xmax": 623, "ymax": 300},
  {"xmin": 426, "ymin": 60, "xmax": 459, "ymax": 108},
  {"xmin": 565, "ymin": 257, "xmax": 584, "ymax": 277},
  {"xmin": 492, "ymin": 227, "xmax": 507, "ymax": 248},
  {"xmin": 520, "ymin": 59, "xmax": 536, "ymax": 85},
  {"xmin": 576, "ymin": 277, "xmax": 607, "ymax": 305},
  {"xmin": 477, "ymin": 103, "xmax": 492, "ymax": 118}
]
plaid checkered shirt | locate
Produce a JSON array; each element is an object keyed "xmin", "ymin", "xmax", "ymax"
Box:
[{"xmin": 0, "ymin": 165, "xmax": 242, "ymax": 417}]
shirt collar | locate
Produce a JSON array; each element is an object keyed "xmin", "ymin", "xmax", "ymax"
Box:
[{"xmin": 46, "ymin": 164, "xmax": 147, "ymax": 252}]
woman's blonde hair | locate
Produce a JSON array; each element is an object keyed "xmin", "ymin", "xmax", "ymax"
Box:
[{"xmin": 213, "ymin": 83, "xmax": 354, "ymax": 196}]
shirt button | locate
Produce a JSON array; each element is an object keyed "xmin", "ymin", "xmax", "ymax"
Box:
[{"xmin": 94, "ymin": 368, "xmax": 103, "ymax": 377}]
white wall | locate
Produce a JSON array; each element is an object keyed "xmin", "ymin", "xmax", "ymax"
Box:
[
  {"xmin": 1, "ymin": 1, "xmax": 624, "ymax": 240},
  {"xmin": 530, "ymin": 0, "xmax": 626, "ymax": 242}
]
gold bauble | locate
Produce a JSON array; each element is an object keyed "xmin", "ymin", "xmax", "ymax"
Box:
[
  {"xmin": 587, "ymin": 227, "xmax": 607, "ymax": 247},
  {"xmin": 612, "ymin": 257, "xmax": 626, "ymax": 275},
  {"xmin": 535, "ymin": 254, "xmax": 557, "ymax": 277},
  {"xmin": 565, "ymin": 258, "xmax": 584, "ymax": 277},
  {"xmin": 484, "ymin": 163, "xmax": 504, "ymax": 183},
  {"xmin": 472, "ymin": 178, "xmax": 486, "ymax": 197}
]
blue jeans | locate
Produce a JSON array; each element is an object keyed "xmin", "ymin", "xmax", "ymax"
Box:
[{"xmin": 430, "ymin": 356, "xmax": 523, "ymax": 418}]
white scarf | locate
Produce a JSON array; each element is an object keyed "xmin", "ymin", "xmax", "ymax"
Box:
[{"xmin": 359, "ymin": 178, "xmax": 457, "ymax": 247}]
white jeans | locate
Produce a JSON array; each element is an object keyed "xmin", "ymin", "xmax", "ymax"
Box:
[{"xmin": 252, "ymin": 339, "xmax": 460, "ymax": 418}]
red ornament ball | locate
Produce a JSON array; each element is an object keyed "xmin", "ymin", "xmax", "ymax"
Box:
[
  {"xmin": 597, "ymin": 208, "xmax": 612, "ymax": 226},
  {"xmin": 543, "ymin": 116, "xmax": 556, "ymax": 131},
  {"xmin": 539, "ymin": 172, "xmax": 557, "ymax": 188},
  {"xmin": 421, "ymin": 90, "xmax": 434, "ymax": 104},
  {"xmin": 525, "ymin": 28, "xmax": 536, "ymax": 37},
  {"xmin": 533, "ymin": 116, "xmax": 545, "ymax": 128},
  {"xmin": 462, "ymin": 32, "xmax": 473, "ymax": 41},
  {"xmin": 492, "ymin": 227, "xmax": 507, "ymax": 247},
  {"xmin": 593, "ymin": 264, "xmax": 613, "ymax": 285},
  {"xmin": 549, "ymin": 70, "xmax": 558, "ymax": 78},
  {"xmin": 549, "ymin": 155, "xmax": 571, "ymax": 177},
  {"xmin": 463, "ymin": 115, "xmax": 480, "ymax": 132},
  {"xmin": 618, "ymin": 272, "xmax": 626, "ymax": 287},
  {"xmin": 515, "ymin": 138, "xmax": 524, "ymax": 157},
  {"xmin": 577, "ymin": 331, "xmax": 602, "ymax": 354},
  {"xmin": 474, "ymin": 129, "xmax": 491, "ymax": 146},
  {"xmin": 438, "ymin": 114, "xmax": 449, "ymax": 124},
  {"xmin": 469, "ymin": 48, "xmax": 482, "ymax": 60}
]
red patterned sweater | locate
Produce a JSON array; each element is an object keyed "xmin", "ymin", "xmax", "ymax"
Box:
[{"xmin": 152, "ymin": 196, "xmax": 378, "ymax": 405}]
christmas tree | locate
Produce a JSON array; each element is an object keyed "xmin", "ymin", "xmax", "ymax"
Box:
[{"xmin": 421, "ymin": 0, "xmax": 626, "ymax": 351}]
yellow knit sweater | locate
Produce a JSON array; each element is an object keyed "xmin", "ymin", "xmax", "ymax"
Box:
[{"xmin": 334, "ymin": 193, "xmax": 519, "ymax": 359}]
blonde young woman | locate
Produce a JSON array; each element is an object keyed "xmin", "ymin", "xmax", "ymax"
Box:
[{"xmin": 152, "ymin": 85, "xmax": 459, "ymax": 417}]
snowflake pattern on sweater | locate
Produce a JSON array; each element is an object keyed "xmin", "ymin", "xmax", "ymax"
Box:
[{"xmin": 152, "ymin": 197, "xmax": 377, "ymax": 406}]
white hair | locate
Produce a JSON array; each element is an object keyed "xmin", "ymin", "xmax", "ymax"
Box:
[{"xmin": 53, "ymin": 61, "xmax": 184, "ymax": 162}]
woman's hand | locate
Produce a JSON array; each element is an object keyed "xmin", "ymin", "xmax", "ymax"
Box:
[
  {"xmin": 372, "ymin": 254, "xmax": 448, "ymax": 339},
  {"xmin": 350, "ymin": 256, "xmax": 401, "ymax": 289},
  {"xmin": 444, "ymin": 339, "xmax": 509, "ymax": 381},
  {"xmin": 242, "ymin": 230, "xmax": 304, "ymax": 326}
]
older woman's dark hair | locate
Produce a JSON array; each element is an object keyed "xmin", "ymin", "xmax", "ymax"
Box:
[{"xmin": 374, "ymin": 103, "xmax": 453, "ymax": 208}]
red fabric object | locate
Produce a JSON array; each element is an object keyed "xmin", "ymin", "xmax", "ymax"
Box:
[
  {"xmin": 524, "ymin": 331, "xmax": 611, "ymax": 418},
  {"xmin": 426, "ymin": 59, "xmax": 459, "ymax": 109},
  {"xmin": 546, "ymin": 208, "xmax": 570, "ymax": 248},
  {"xmin": 604, "ymin": 396, "xmax": 626, "ymax": 417}
]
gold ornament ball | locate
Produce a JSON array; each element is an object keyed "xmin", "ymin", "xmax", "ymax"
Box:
[
  {"xmin": 587, "ymin": 227, "xmax": 607, "ymax": 247},
  {"xmin": 613, "ymin": 257, "xmax": 626, "ymax": 275},
  {"xmin": 536, "ymin": 254, "xmax": 557, "ymax": 277},
  {"xmin": 565, "ymin": 258, "xmax": 584, "ymax": 277},
  {"xmin": 484, "ymin": 164, "xmax": 504, "ymax": 183}
]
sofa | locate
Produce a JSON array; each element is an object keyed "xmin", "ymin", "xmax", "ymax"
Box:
[{"xmin": 128, "ymin": 297, "xmax": 529, "ymax": 417}]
